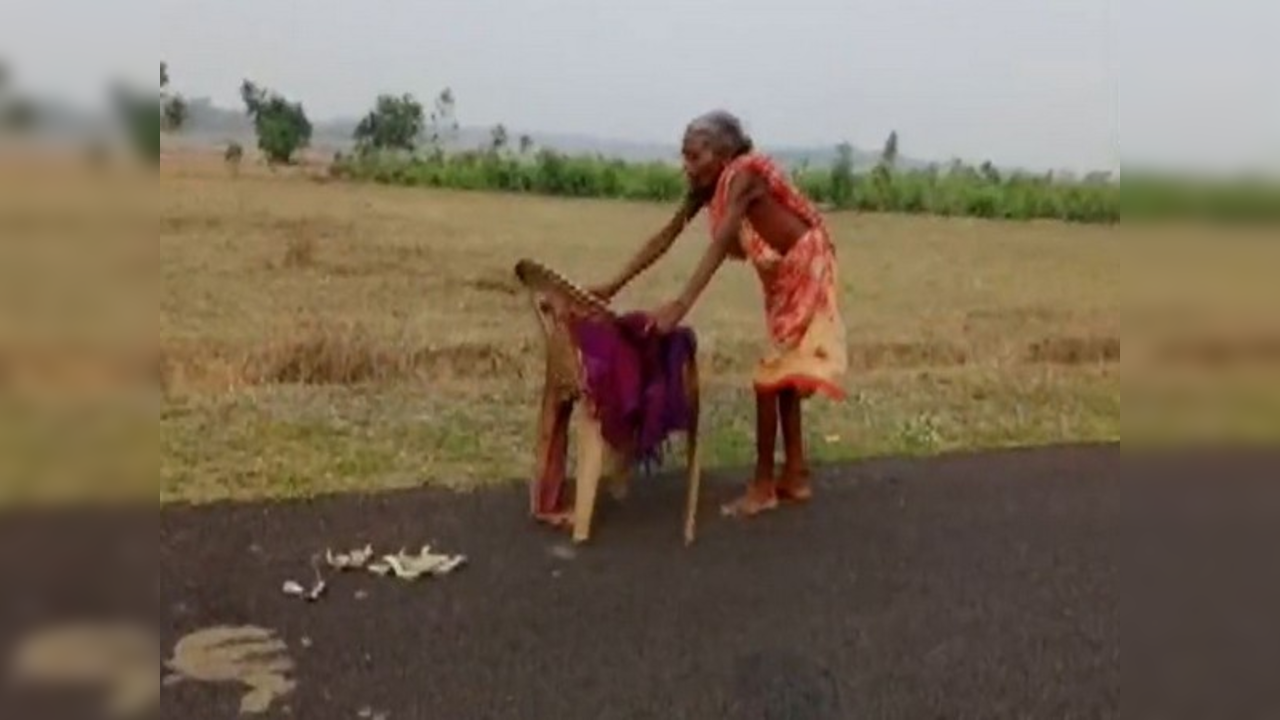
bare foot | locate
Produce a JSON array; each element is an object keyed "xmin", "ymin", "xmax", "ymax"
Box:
[
  {"xmin": 721, "ymin": 478, "xmax": 779, "ymax": 518},
  {"xmin": 777, "ymin": 466, "xmax": 813, "ymax": 503}
]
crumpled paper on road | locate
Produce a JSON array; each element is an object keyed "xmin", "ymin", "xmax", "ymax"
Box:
[
  {"xmin": 365, "ymin": 546, "xmax": 467, "ymax": 579},
  {"xmin": 281, "ymin": 554, "xmax": 327, "ymax": 601},
  {"xmin": 283, "ymin": 543, "xmax": 466, "ymax": 601}
]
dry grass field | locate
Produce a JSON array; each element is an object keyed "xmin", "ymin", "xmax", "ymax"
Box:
[
  {"xmin": 149, "ymin": 153, "xmax": 1126, "ymax": 503},
  {"xmin": 10, "ymin": 149, "xmax": 1278, "ymax": 506}
]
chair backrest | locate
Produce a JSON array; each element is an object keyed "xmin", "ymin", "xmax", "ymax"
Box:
[{"xmin": 513, "ymin": 259, "xmax": 615, "ymax": 401}]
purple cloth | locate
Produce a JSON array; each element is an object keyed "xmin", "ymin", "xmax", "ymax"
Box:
[{"xmin": 570, "ymin": 312, "xmax": 697, "ymax": 471}]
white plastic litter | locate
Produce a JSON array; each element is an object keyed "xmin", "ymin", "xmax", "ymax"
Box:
[
  {"xmin": 282, "ymin": 543, "xmax": 465, "ymax": 602},
  {"xmin": 367, "ymin": 546, "xmax": 467, "ymax": 580},
  {"xmin": 281, "ymin": 554, "xmax": 326, "ymax": 601},
  {"xmin": 325, "ymin": 544, "xmax": 374, "ymax": 570}
]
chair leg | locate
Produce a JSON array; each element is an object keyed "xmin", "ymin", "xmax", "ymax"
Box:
[
  {"xmin": 531, "ymin": 380, "xmax": 564, "ymax": 517},
  {"xmin": 572, "ymin": 405, "xmax": 606, "ymax": 544},
  {"xmin": 605, "ymin": 445, "xmax": 631, "ymax": 501},
  {"xmin": 683, "ymin": 357, "xmax": 702, "ymax": 546}
]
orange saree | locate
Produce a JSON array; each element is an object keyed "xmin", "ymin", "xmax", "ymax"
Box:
[{"xmin": 708, "ymin": 153, "xmax": 848, "ymax": 400}]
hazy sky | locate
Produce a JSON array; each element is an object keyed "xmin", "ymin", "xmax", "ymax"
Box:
[{"xmin": 4, "ymin": 0, "xmax": 1278, "ymax": 174}]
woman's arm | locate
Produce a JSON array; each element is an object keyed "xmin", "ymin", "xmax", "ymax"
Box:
[
  {"xmin": 593, "ymin": 194, "xmax": 702, "ymax": 298},
  {"xmin": 675, "ymin": 170, "xmax": 762, "ymax": 309},
  {"xmin": 651, "ymin": 170, "xmax": 764, "ymax": 331}
]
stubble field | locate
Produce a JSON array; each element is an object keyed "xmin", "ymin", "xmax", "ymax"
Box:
[{"xmin": 149, "ymin": 153, "xmax": 1126, "ymax": 503}]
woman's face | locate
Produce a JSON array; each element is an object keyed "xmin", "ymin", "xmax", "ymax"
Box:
[{"xmin": 681, "ymin": 130, "xmax": 723, "ymax": 191}]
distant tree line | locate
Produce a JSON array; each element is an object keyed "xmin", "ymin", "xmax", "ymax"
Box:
[
  {"xmin": 145, "ymin": 64, "xmax": 1280, "ymax": 224},
  {"xmin": 328, "ymin": 90, "xmax": 1277, "ymax": 225}
]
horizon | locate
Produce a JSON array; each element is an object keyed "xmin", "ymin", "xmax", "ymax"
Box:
[{"xmin": 3, "ymin": 0, "xmax": 1277, "ymax": 177}]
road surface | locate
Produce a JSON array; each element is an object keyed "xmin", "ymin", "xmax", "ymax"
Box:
[{"xmin": 8, "ymin": 442, "xmax": 1255, "ymax": 719}]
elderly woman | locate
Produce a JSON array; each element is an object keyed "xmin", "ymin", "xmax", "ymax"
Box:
[{"xmin": 589, "ymin": 111, "xmax": 849, "ymax": 517}]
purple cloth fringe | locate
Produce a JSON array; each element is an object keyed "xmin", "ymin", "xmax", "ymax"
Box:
[{"xmin": 570, "ymin": 312, "xmax": 696, "ymax": 472}]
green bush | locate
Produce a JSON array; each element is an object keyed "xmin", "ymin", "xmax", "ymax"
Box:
[
  {"xmin": 331, "ymin": 151, "xmax": 1278, "ymax": 225},
  {"xmin": 240, "ymin": 80, "xmax": 312, "ymax": 165}
]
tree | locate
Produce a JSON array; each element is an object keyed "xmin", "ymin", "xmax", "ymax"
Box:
[
  {"xmin": 518, "ymin": 134, "xmax": 534, "ymax": 155},
  {"xmin": 829, "ymin": 142, "xmax": 855, "ymax": 208},
  {"xmin": 240, "ymin": 80, "xmax": 312, "ymax": 165},
  {"xmin": 353, "ymin": 93, "xmax": 425, "ymax": 154},
  {"xmin": 162, "ymin": 96, "xmax": 187, "ymax": 131},
  {"xmin": 489, "ymin": 123, "xmax": 508, "ymax": 153},
  {"xmin": 865, "ymin": 130, "xmax": 900, "ymax": 207},
  {"xmin": 427, "ymin": 87, "xmax": 458, "ymax": 151},
  {"xmin": 880, "ymin": 130, "xmax": 899, "ymax": 168},
  {"xmin": 979, "ymin": 160, "xmax": 1001, "ymax": 184},
  {"xmin": 159, "ymin": 61, "xmax": 187, "ymax": 133}
]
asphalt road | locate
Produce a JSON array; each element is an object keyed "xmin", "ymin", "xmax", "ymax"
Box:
[{"xmin": 4, "ymin": 443, "xmax": 1270, "ymax": 719}]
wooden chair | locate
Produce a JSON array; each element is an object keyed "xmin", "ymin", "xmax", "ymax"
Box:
[{"xmin": 514, "ymin": 259, "xmax": 702, "ymax": 545}]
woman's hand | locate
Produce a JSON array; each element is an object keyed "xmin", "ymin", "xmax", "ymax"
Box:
[
  {"xmin": 648, "ymin": 298, "xmax": 688, "ymax": 335},
  {"xmin": 586, "ymin": 281, "xmax": 620, "ymax": 303},
  {"xmin": 647, "ymin": 170, "xmax": 754, "ymax": 335}
]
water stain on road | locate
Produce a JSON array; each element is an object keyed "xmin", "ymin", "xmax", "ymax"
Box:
[{"xmin": 7, "ymin": 621, "xmax": 297, "ymax": 718}]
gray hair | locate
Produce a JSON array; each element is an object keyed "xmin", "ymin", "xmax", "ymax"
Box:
[{"xmin": 685, "ymin": 110, "xmax": 753, "ymax": 158}]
